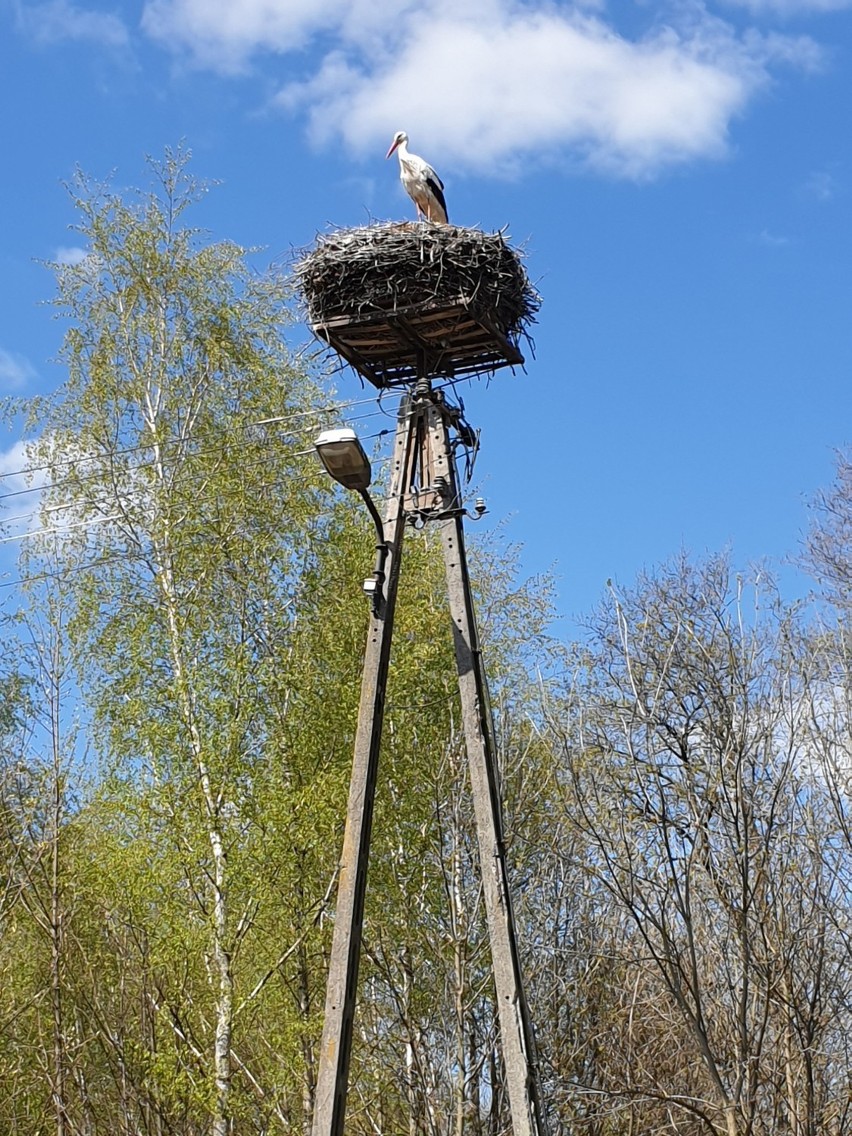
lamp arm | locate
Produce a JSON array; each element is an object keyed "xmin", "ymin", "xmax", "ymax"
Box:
[
  {"xmin": 358, "ymin": 488, "xmax": 390, "ymax": 616},
  {"xmin": 357, "ymin": 488, "xmax": 386, "ymax": 547}
]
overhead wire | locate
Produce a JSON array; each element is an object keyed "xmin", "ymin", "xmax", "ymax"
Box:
[
  {"xmin": 0, "ymin": 482, "xmax": 477, "ymax": 598},
  {"xmin": 0, "ymin": 404, "xmax": 401, "ymax": 512},
  {"xmin": 1, "ymin": 406, "xmax": 480, "ymax": 547},
  {"xmin": 0, "ymin": 552, "xmax": 146, "ymax": 592},
  {"xmin": 0, "ymin": 402, "xmax": 396, "ymax": 494},
  {"xmin": 0, "ymin": 374, "xmax": 475, "ymax": 504},
  {"xmin": 0, "ymin": 422, "xmax": 399, "ymax": 554},
  {"xmin": 0, "ymin": 378, "xmax": 487, "ymax": 592},
  {"xmin": 0, "ymin": 460, "xmax": 373, "ymax": 593},
  {"xmin": 0, "ymin": 390, "xmax": 403, "ymax": 494}
]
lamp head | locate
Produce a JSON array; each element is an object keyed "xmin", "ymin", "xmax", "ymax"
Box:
[{"xmin": 314, "ymin": 427, "xmax": 372, "ymax": 492}]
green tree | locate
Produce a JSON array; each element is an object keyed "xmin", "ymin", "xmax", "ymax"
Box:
[
  {"xmin": 2, "ymin": 145, "xmax": 562, "ymax": 1136},
  {"xmin": 16, "ymin": 146, "xmax": 365, "ymax": 1135}
]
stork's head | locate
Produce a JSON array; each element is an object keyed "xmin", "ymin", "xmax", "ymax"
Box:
[{"xmin": 385, "ymin": 130, "xmax": 408, "ymax": 159}]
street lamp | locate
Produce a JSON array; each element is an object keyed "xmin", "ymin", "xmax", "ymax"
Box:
[
  {"xmin": 314, "ymin": 427, "xmax": 372, "ymax": 492},
  {"xmin": 314, "ymin": 427, "xmax": 388, "ymax": 610}
]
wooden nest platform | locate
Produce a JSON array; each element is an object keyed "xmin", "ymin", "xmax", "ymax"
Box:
[{"xmin": 293, "ymin": 222, "xmax": 539, "ymax": 389}]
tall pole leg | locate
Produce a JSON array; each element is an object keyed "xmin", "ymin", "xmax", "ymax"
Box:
[
  {"xmin": 312, "ymin": 397, "xmax": 419, "ymax": 1136},
  {"xmin": 425, "ymin": 401, "xmax": 550, "ymax": 1136}
]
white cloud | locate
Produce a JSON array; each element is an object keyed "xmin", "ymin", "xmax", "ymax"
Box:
[
  {"xmin": 0, "ymin": 439, "xmax": 48, "ymax": 538},
  {"xmin": 54, "ymin": 246, "xmax": 89, "ymax": 265},
  {"xmin": 803, "ymin": 169, "xmax": 839, "ymax": 201},
  {"xmin": 141, "ymin": 0, "xmax": 350, "ymax": 72},
  {"xmin": 17, "ymin": 0, "xmax": 129, "ymax": 48},
  {"xmin": 754, "ymin": 227, "xmax": 792, "ymax": 246},
  {"xmin": 141, "ymin": 0, "xmax": 425, "ymax": 70},
  {"xmin": 141, "ymin": 0, "xmax": 823, "ymax": 178},
  {"xmin": 0, "ymin": 434, "xmax": 128, "ymax": 548},
  {"xmin": 0, "ymin": 350, "xmax": 36, "ymax": 391},
  {"xmin": 0, "ymin": 441, "xmax": 36, "ymax": 484},
  {"xmin": 279, "ymin": 8, "xmax": 821, "ymax": 179},
  {"xmin": 720, "ymin": 0, "xmax": 851, "ymax": 13}
]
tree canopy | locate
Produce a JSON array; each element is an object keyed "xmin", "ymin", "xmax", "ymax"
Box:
[{"xmin": 1, "ymin": 151, "xmax": 851, "ymax": 1136}]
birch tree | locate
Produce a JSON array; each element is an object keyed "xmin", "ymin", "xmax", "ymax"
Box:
[{"xmin": 19, "ymin": 146, "xmax": 354, "ymax": 1135}]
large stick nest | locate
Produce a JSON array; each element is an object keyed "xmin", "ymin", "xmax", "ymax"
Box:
[{"xmin": 292, "ymin": 222, "xmax": 539, "ymax": 386}]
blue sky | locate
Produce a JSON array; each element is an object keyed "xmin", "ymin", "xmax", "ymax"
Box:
[{"xmin": 1, "ymin": 0, "xmax": 850, "ymax": 628}]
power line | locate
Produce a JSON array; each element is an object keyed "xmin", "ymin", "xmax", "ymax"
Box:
[
  {"xmin": 0, "ymin": 376, "xmax": 472, "ymax": 500},
  {"xmin": 0, "ymin": 464, "xmax": 326, "ymax": 549},
  {"xmin": 0, "ymin": 402, "xmax": 392, "ymax": 493},
  {"xmin": 0, "ymin": 512, "xmax": 126, "ymax": 548},
  {"xmin": 0, "ymin": 421, "xmax": 400, "ymax": 556},
  {"xmin": 0, "ymin": 390, "xmax": 403, "ymax": 492},
  {"xmin": 0, "ymin": 384, "xmax": 477, "ymax": 579},
  {"xmin": 0, "ymin": 441, "xmax": 470, "ymax": 599},
  {"xmin": 0, "ymin": 552, "xmax": 144, "ymax": 592},
  {"xmin": 0, "ymin": 374, "xmax": 473, "ymax": 494},
  {"xmin": 0, "ymin": 406, "xmax": 400, "ymax": 511},
  {"xmin": 0, "ymin": 475, "xmax": 368, "ymax": 593},
  {"xmin": 0, "ymin": 423, "xmax": 396, "ymax": 536}
]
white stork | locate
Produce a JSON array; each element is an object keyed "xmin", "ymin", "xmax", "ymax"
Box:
[{"xmin": 385, "ymin": 130, "xmax": 449, "ymax": 224}]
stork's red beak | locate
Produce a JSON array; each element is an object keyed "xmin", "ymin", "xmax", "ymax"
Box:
[{"xmin": 385, "ymin": 138, "xmax": 400, "ymax": 159}]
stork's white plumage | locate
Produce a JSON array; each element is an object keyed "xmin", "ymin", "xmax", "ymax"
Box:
[{"xmin": 385, "ymin": 130, "xmax": 448, "ymax": 224}]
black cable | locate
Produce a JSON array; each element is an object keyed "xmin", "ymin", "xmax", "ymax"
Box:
[{"xmin": 0, "ymin": 391, "xmax": 403, "ymax": 492}]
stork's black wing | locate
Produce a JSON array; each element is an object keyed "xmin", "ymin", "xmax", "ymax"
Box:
[{"xmin": 424, "ymin": 166, "xmax": 448, "ymax": 221}]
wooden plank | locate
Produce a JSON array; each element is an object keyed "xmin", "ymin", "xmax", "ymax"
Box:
[
  {"xmin": 314, "ymin": 295, "xmax": 472, "ymax": 331},
  {"xmin": 313, "ymin": 295, "xmax": 523, "ymax": 388}
]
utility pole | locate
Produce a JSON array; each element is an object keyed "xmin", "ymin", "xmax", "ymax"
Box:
[
  {"xmin": 312, "ymin": 379, "xmax": 549, "ymax": 1136},
  {"xmin": 428, "ymin": 395, "xmax": 549, "ymax": 1136},
  {"xmin": 311, "ymin": 397, "xmax": 417, "ymax": 1136}
]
